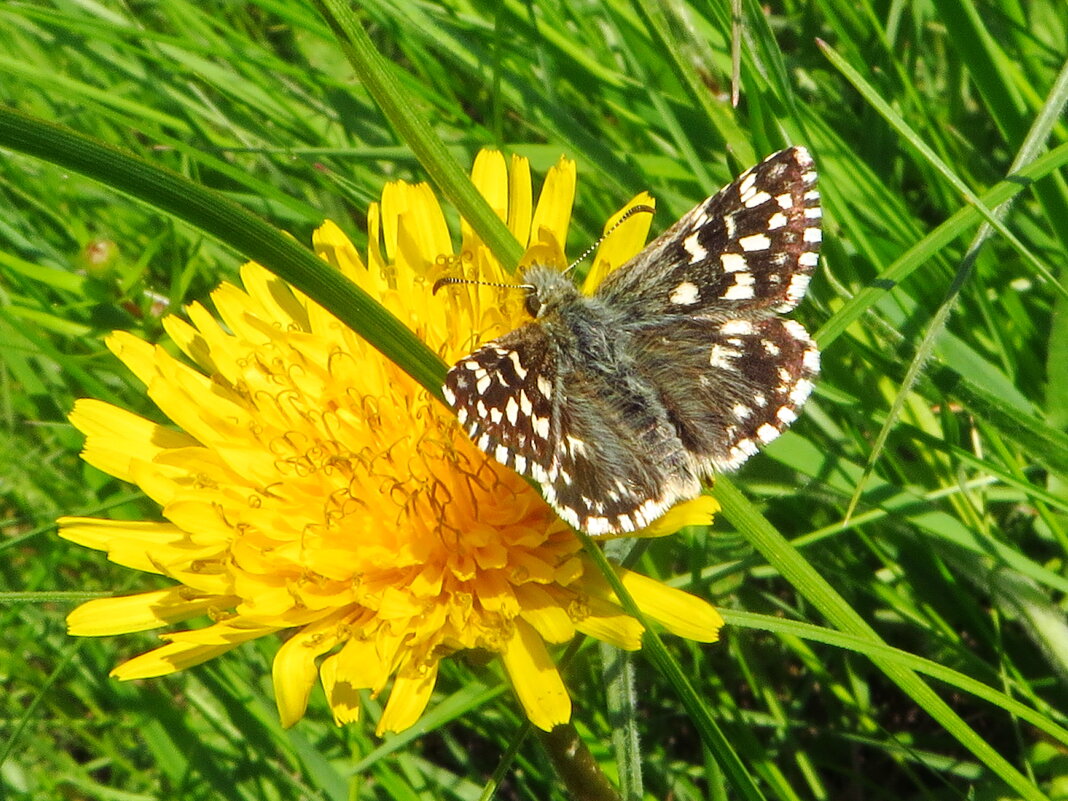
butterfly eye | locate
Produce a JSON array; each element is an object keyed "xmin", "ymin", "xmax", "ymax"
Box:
[{"xmin": 524, "ymin": 289, "xmax": 542, "ymax": 318}]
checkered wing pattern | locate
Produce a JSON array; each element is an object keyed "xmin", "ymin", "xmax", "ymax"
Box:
[
  {"xmin": 596, "ymin": 147, "xmax": 820, "ymax": 315},
  {"xmin": 442, "ymin": 325, "xmax": 557, "ymax": 481}
]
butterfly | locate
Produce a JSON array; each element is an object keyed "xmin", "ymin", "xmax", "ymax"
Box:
[{"xmin": 441, "ymin": 147, "xmax": 821, "ymax": 535}]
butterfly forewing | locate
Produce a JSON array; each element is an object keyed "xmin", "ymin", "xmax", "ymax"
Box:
[
  {"xmin": 442, "ymin": 324, "xmax": 558, "ymax": 480},
  {"xmin": 596, "ymin": 147, "xmax": 820, "ymax": 317}
]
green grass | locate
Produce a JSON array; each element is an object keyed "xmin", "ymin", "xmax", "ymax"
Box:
[{"xmin": 2, "ymin": 1, "xmax": 1068, "ymax": 799}]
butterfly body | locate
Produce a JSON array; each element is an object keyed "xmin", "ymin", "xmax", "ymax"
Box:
[{"xmin": 443, "ymin": 147, "xmax": 822, "ymax": 536}]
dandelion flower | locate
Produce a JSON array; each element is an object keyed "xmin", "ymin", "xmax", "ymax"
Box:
[{"xmin": 60, "ymin": 151, "xmax": 724, "ymax": 734}]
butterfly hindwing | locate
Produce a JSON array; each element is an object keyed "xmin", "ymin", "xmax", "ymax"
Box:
[
  {"xmin": 629, "ymin": 314, "xmax": 820, "ymax": 473},
  {"xmin": 539, "ymin": 354, "xmax": 701, "ymax": 535}
]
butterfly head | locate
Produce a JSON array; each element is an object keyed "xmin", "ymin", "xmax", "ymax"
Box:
[{"xmin": 521, "ymin": 263, "xmax": 581, "ymax": 320}]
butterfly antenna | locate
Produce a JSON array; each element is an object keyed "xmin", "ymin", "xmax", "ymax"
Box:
[
  {"xmin": 563, "ymin": 204, "xmax": 655, "ymax": 275},
  {"xmin": 432, "ymin": 276, "xmax": 534, "ymax": 295}
]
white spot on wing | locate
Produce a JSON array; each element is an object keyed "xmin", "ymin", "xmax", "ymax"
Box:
[
  {"xmin": 803, "ymin": 348, "xmax": 821, "ymax": 373},
  {"xmin": 739, "ymin": 233, "xmax": 771, "ymax": 252},
  {"xmin": 744, "ymin": 190, "xmax": 772, "ymax": 208},
  {"xmin": 566, "ymin": 434, "xmax": 587, "ymax": 456},
  {"xmin": 737, "ymin": 172, "xmax": 756, "ymax": 198},
  {"xmin": 537, "ymin": 375, "xmax": 553, "ymax": 399},
  {"xmin": 791, "ymin": 378, "xmax": 814, "ymax": 404},
  {"xmin": 721, "ymin": 253, "xmax": 747, "ymax": 272},
  {"xmin": 532, "ymin": 415, "xmax": 550, "ymax": 439},
  {"xmin": 720, "ymin": 319, "xmax": 754, "ymax": 335},
  {"xmin": 767, "ymin": 212, "xmax": 787, "ymax": 230},
  {"xmin": 723, "ymin": 272, "xmax": 756, "ymax": 300},
  {"xmin": 669, "ymin": 281, "xmax": 700, "ymax": 305},
  {"xmin": 756, "ymin": 423, "xmax": 780, "ymax": 443},
  {"xmin": 709, "ymin": 344, "xmax": 741, "ymax": 369},
  {"xmin": 508, "ymin": 350, "xmax": 527, "ymax": 380},
  {"xmin": 683, "ymin": 232, "xmax": 707, "ymax": 263},
  {"xmin": 785, "ymin": 273, "xmax": 812, "ymax": 303}
]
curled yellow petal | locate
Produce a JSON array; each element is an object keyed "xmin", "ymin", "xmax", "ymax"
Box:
[
  {"xmin": 273, "ymin": 614, "xmax": 345, "ymax": 728},
  {"xmin": 377, "ymin": 660, "xmax": 439, "ymax": 736}
]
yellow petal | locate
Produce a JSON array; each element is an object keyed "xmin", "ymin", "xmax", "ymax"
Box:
[
  {"xmin": 66, "ymin": 588, "xmax": 236, "ymax": 635},
  {"xmin": 613, "ymin": 567, "xmax": 724, "ymax": 643},
  {"xmin": 112, "ymin": 640, "xmax": 239, "ymax": 679},
  {"xmin": 104, "ymin": 330, "xmax": 157, "ymax": 387},
  {"xmin": 506, "ymin": 153, "xmax": 533, "ymax": 247},
  {"xmin": 162, "ymin": 620, "xmax": 279, "ymax": 646},
  {"xmin": 515, "ymin": 584, "xmax": 575, "ymax": 643},
  {"xmin": 239, "ymin": 262, "xmax": 309, "ymax": 330},
  {"xmin": 334, "ymin": 626, "xmax": 403, "ymax": 693},
  {"xmin": 571, "ymin": 594, "xmax": 645, "ymax": 650},
  {"xmin": 500, "ymin": 620, "xmax": 571, "ymax": 731},
  {"xmin": 320, "ymin": 653, "xmax": 362, "ymax": 725},
  {"xmin": 464, "ymin": 149, "xmax": 509, "ymax": 251},
  {"xmin": 635, "ymin": 494, "xmax": 720, "ymax": 538},
  {"xmin": 529, "ymin": 156, "xmax": 576, "ymax": 257},
  {"xmin": 67, "ymin": 399, "xmax": 196, "ymax": 484},
  {"xmin": 312, "ymin": 219, "xmax": 369, "ymax": 283},
  {"xmin": 377, "ymin": 661, "xmax": 439, "ymax": 735},
  {"xmin": 58, "ymin": 517, "xmax": 219, "ymax": 576}
]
